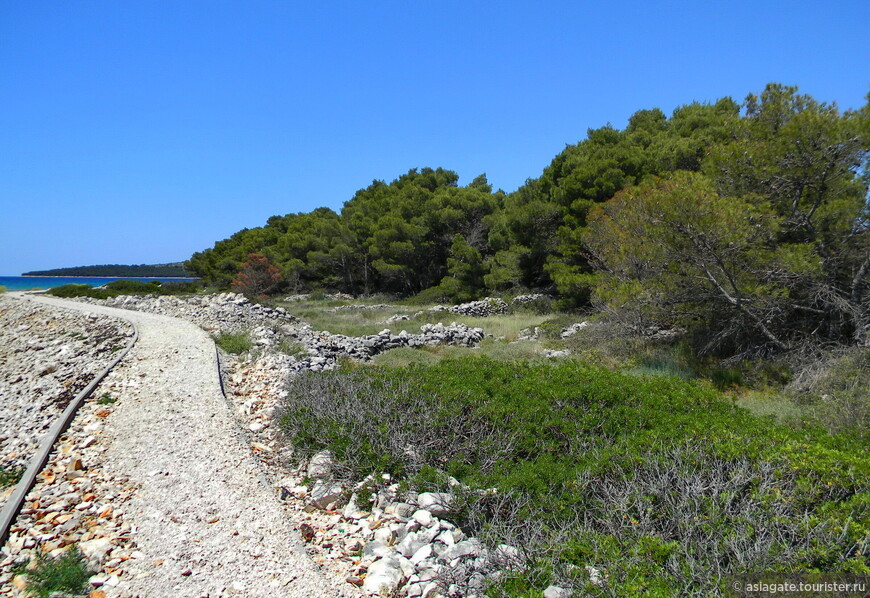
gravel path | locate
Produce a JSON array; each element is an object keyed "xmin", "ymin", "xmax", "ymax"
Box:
[{"xmin": 20, "ymin": 294, "xmax": 347, "ymax": 598}]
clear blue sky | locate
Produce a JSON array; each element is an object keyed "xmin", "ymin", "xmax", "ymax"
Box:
[{"xmin": 1, "ymin": 1, "xmax": 868, "ymax": 275}]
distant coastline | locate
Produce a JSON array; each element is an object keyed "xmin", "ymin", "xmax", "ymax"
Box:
[
  {"xmin": 19, "ymin": 275, "xmax": 197, "ymax": 279},
  {"xmin": 22, "ymin": 262, "xmax": 192, "ymax": 278}
]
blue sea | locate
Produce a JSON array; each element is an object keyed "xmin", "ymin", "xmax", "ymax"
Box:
[{"xmin": 0, "ymin": 276, "xmax": 199, "ymax": 291}]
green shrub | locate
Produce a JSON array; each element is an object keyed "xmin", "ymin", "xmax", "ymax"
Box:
[
  {"xmin": 47, "ymin": 280, "xmax": 200, "ymax": 300},
  {"xmin": 0, "ymin": 285, "xmax": 6, "ymax": 294},
  {"xmin": 403, "ymin": 285, "xmax": 451, "ymax": 305},
  {"xmin": 277, "ymin": 358, "xmax": 869, "ymax": 596},
  {"xmin": 104, "ymin": 279, "xmax": 161, "ymax": 293},
  {"xmin": 214, "ymin": 332, "xmax": 252, "ymax": 354},
  {"xmin": 22, "ymin": 547, "xmax": 91, "ymax": 598},
  {"xmin": 159, "ymin": 280, "xmax": 201, "ymax": 294},
  {"xmin": 47, "ymin": 284, "xmax": 106, "ymax": 299}
]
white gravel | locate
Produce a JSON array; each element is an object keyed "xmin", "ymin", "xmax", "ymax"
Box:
[{"xmin": 20, "ymin": 294, "xmax": 348, "ymax": 598}]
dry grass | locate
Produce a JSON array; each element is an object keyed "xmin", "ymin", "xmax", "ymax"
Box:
[
  {"xmin": 279, "ymin": 298, "xmax": 556, "ymax": 340},
  {"xmin": 733, "ymin": 390, "xmax": 807, "ymax": 425},
  {"xmin": 278, "ymin": 302, "xmax": 398, "ymax": 337}
]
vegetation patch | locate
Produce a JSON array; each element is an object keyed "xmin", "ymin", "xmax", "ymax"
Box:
[
  {"xmin": 278, "ymin": 358, "xmax": 869, "ymax": 596},
  {"xmin": 0, "ymin": 464, "xmax": 24, "ymax": 488},
  {"xmin": 96, "ymin": 393, "xmax": 117, "ymax": 405},
  {"xmin": 279, "ymin": 301, "xmax": 400, "ymax": 337},
  {"xmin": 788, "ymin": 348, "xmax": 870, "ymax": 442},
  {"xmin": 18, "ymin": 547, "xmax": 91, "ymax": 598},
  {"xmin": 46, "ymin": 279, "xmax": 201, "ymax": 299},
  {"xmin": 278, "ymin": 339, "xmax": 306, "ymax": 357},
  {"xmin": 282, "ymin": 299, "xmax": 556, "ymax": 341},
  {"xmin": 213, "ymin": 332, "xmax": 252, "ymax": 354}
]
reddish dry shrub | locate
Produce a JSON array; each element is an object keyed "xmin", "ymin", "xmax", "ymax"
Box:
[{"xmin": 231, "ymin": 253, "xmax": 283, "ymax": 298}]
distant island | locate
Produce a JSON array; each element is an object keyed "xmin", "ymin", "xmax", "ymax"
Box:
[{"xmin": 23, "ymin": 262, "xmax": 194, "ymax": 278}]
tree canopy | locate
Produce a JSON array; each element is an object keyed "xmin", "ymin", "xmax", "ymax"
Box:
[{"xmin": 186, "ymin": 84, "xmax": 869, "ymax": 354}]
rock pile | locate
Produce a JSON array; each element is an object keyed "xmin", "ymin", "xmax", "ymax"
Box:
[
  {"xmin": 288, "ymin": 458, "xmax": 526, "ymax": 598},
  {"xmin": 215, "ymin": 351, "xmax": 527, "ymax": 598},
  {"xmin": 560, "ymin": 322, "xmax": 589, "ymax": 338},
  {"xmin": 385, "ymin": 313, "xmax": 412, "ymax": 324},
  {"xmin": 515, "ymin": 327, "xmax": 543, "ymax": 341},
  {"xmin": 233, "ymin": 321, "xmax": 484, "ymax": 373},
  {"xmin": 0, "ymin": 296, "xmax": 132, "ymax": 509},
  {"xmin": 217, "ymin": 346, "xmax": 545, "ymax": 598},
  {"xmin": 385, "ymin": 297, "xmax": 512, "ymax": 325},
  {"xmin": 283, "ymin": 322, "xmax": 484, "ymax": 366},
  {"xmin": 431, "ymin": 298, "xmax": 508, "ymax": 318},
  {"xmin": 327, "ymin": 304, "xmax": 398, "ymax": 313}
]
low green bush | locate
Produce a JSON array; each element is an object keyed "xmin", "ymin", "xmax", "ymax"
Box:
[
  {"xmin": 278, "ymin": 358, "xmax": 869, "ymax": 596},
  {"xmin": 402, "ymin": 285, "xmax": 452, "ymax": 305},
  {"xmin": 104, "ymin": 279, "xmax": 161, "ymax": 293},
  {"xmin": 47, "ymin": 280, "xmax": 201, "ymax": 300},
  {"xmin": 152, "ymin": 280, "xmax": 201, "ymax": 294},
  {"xmin": 47, "ymin": 284, "xmax": 107, "ymax": 299},
  {"xmin": 20, "ymin": 547, "xmax": 91, "ymax": 598},
  {"xmin": 214, "ymin": 332, "xmax": 252, "ymax": 354},
  {"xmin": 0, "ymin": 285, "xmax": 6, "ymax": 294},
  {"xmin": 96, "ymin": 393, "xmax": 117, "ymax": 405}
]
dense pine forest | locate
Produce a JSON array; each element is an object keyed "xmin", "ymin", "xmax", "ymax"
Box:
[{"xmin": 187, "ymin": 84, "xmax": 870, "ymax": 358}]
